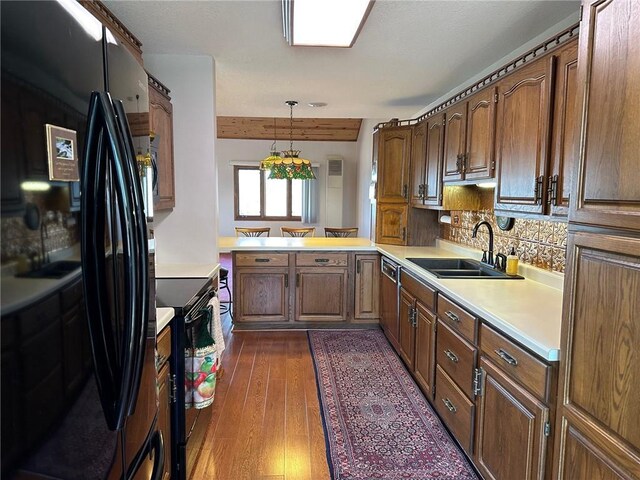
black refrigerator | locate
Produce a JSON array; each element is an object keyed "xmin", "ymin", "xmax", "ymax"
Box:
[{"xmin": 1, "ymin": 1, "xmax": 163, "ymax": 479}]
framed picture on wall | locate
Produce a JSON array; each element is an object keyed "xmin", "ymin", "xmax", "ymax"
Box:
[{"xmin": 46, "ymin": 124, "xmax": 79, "ymax": 181}]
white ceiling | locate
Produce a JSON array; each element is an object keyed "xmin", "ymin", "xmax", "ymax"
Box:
[{"xmin": 105, "ymin": 0, "xmax": 579, "ymax": 119}]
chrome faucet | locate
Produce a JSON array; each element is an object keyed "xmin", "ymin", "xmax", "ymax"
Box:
[{"xmin": 472, "ymin": 220, "xmax": 494, "ymax": 266}]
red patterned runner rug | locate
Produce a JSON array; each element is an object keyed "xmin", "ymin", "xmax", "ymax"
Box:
[{"xmin": 308, "ymin": 329, "xmax": 478, "ymax": 480}]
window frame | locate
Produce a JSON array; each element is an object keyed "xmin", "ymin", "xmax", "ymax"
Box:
[{"xmin": 234, "ymin": 166, "xmax": 302, "ymax": 221}]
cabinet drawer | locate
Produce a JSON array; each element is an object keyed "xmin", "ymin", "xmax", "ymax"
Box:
[
  {"xmin": 437, "ymin": 321, "xmax": 477, "ymax": 398},
  {"xmin": 437, "ymin": 295, "xmax": 478, "ymax": 343},
  {"xmin": 435, "ymin": 365, "xmax": 475, "ymax": 455},
  {"xmin": 60, "ymin": 278, "xmax": 83, "ymax": 310},
  {"xmin": 296, "ymin": 253, "xmax": 348, "ymax": 267},
  {"xmin": 157, "ymin": 326, "xmax": 171, "ymax": 367},
  {"xmin": 400, "ymin": 270, "xmax": 436, "ymax": 311},
  {"xmin": 479, "ymin": 324, "xmax": 550, "ymax": 401},
  {"xmin": 235, "ymin": 253, "xmax": 289, "ymax": 267}
]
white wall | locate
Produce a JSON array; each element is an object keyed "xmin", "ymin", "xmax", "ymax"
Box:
[
  {"xmin": 144, "ymin": 54, "xmax": 218, "ymax": 264},
  {"xmin": 216, "ymin": 139, "xmax": 358, "ymax": 237},
  {"xmin": 355, "ymin": 119, "xmax": 385, "ymax": 239}
]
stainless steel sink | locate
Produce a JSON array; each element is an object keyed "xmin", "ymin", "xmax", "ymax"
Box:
[
  {"xmin": 17, "ymin": 260, "xmax": 81, "ymax": 279},
  {"xmin": 406, "ymin": 257, "xmax": 523, "ymax": 279}
]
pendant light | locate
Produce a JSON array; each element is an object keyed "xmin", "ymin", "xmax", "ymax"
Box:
[
  {"xmin": 269, "ymin": 101, "xmax": 316, "ymax": 180},
  {"xmin": 260, "ymin": 117, "xmax": 281, "ymax": 171}
]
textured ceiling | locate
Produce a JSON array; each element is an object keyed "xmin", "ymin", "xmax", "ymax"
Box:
[{"xmin": 105, "ymin": 0, "xmax": 579, "ymax": 119}]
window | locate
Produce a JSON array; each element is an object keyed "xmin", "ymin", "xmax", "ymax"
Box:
[{"xmin": 234, "ymin": 166, "xmax": 303, "ymax": 220}]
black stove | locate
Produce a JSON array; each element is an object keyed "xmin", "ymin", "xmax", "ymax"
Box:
[{"xmin": 155, "ymin": 277, "xmax": 211, "ymax": 314}]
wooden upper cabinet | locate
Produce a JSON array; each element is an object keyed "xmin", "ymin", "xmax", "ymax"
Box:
[
  {"xmin": 443, "ymin": 103, "xmax": 467, "ymax": 182},
  {"xmin": 549, "ymin": 39, "xmax": 579, "ymax": 218},
  {"xmin": 465, "ymin": 87, "xmax": 497, "ymax": 181},
  {"xmin": 495, "ymin": 56, "xmax": 555, "ymax": 215},
  {"xmin": 554, "ymin": 231, "xmax": 640, "ymax": 479},
  {"xmin": 570, "ymin": 0, "xmax": 640, "ymax": 231},
  {"xmin": 424, "ymin": 113, "xmax": 445, "ymax": 206},
  {"xmin": 376, "ymin": 204, "xmax": 408, "ymax": 245},
  {"xmin": 410, "ymin": 121, "xmax": 428, "ymax": 207},
  {"xmin": 149, "ymin": 75, "xmax": 175, "ymax": 210},
  {"xmin": 377, "ymin": 126, "xmax": 412, "ymax": 203}
]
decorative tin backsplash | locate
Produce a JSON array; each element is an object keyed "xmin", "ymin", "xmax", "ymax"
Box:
[{"xmin": 441, "ymin": 210, "xmax": 568, "ymax": 273}]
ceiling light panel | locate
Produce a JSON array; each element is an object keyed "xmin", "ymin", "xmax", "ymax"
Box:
[{"xmin": 289, "ymin": 0, "xmax": 372, "ymax": 48}]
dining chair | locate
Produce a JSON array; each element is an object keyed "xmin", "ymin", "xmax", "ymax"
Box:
[
  {"xmin": 324, "ymin": 227, "xmax": 359, "ymax": 238},
  {"xmin": 235, "ymin": 227, "xmax": 271, "ymax": 237},
  {"xmin": 281, "ymin": 226, "xmax": 315, "ymax": 237}
]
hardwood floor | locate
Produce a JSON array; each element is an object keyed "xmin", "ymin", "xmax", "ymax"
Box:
[{"xmin": 191, "ymin": 311, "xmax": 331, "ymax": 480}]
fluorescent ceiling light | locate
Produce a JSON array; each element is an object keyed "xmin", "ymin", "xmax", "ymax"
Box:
[
  {"xmin": 284, "ymin": 0, "xmax": 373, "ymax": 48},
  {"xmin": 21, "ymin": 181, "xmax": 51, "ymax": 192},
  {"xmin": 55, "ymin": 0, "xmax": 116, "ymax": 44},
  {"xmin": 476, "ymin": 182, "xmax": 497, "ymax": 189}
]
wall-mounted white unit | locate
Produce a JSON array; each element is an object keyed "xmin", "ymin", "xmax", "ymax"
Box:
[{"xmin": 326, "ymin": 156, "xmax": 344, "ymax": 227}]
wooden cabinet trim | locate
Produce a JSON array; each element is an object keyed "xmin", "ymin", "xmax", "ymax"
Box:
[{"xmin": 354, "ymin": 254, "xmax": 380, "ymax": 321}]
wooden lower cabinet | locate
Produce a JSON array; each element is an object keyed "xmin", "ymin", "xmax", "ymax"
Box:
[
  {"xmin": 157, "ymin": 362, "xmax": 172, "ymax": 480},
  {"xmin": 413, "ymin": 302, "xmax": 436, "ymax": 400},
  {"xmin": 398, "ymin": 288, "xmax": 416, "ymax": 368},
  {"xmin": 295, "ymin": 267, "xmax": 348, "ymax": 322},
  {"xmin": 380, "ymin": 261, "xmax": 400, "ymax": 348},
  {"xmin": 234, "ymin": 267, "xmax": 289, "ymax": 322},
  {"xmin": 475, "ymin": 357, "xmax": 550, "ymax": 480},
  {"xmin": 354, "ymin": 254, "xmax": 380, "ymax": 321}
]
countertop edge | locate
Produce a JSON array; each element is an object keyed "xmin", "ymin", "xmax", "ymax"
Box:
[{"xmin": 156, "ymin": 307, "xmax": 175, "ymax": 334}]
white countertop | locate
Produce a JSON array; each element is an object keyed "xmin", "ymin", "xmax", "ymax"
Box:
[
  {"xmin": 155, "ymin": 263, "xmax": 220, "ymax": 279},
  {"xmin": 219, "ymin": 236, "xmax": 377, "ymax": 251},
  {"xmin": 378, "ymin": 243, "xmax": 563, "ymax": 361},
  {"xmin": 1, "ymin": 270, "xmax": 82, "ymax": 316},
  {"xmin": 156, "ymin": 307, "xmax": 174, "ymax": 334}
]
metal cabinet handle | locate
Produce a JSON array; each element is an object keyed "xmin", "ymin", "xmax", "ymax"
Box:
[
  {"xmin": 495, "ymin": 348, "xmax": 518, "ymax": 366},
  {"xmin": 534, "ymin": 175, "xmax": 544, "ymax": 204},
  {"xmin": 254, "ymin": 258, "xmax": 270, "ymax": 263},
  {"xmin": 444, "ymin": 349, "xmax": 459, "ymax": 363},
  {"xmin": 445, "ymin": 310, "xmax": 459, "ymax": 322},
  {"xmin": 403, "ymin": 184, "xmax": 408, "ymax": 199},
  {"xmin": 296, "ymin": 273, "xmax": 300, "ymax": 286},
  {"xmin": 284, "ymin": 273, "xmax": 288, "ymax": 288},
  {"xmin": 402, "ymin": 227, "xmax": 406, "ymax": 242},
  {"xmin": 314, "ymin": 258, "xmax": 329, "ymax": 263},
  {"xmin": 442, "ymin": 398, "xmax": 457, "ymax": 413}
]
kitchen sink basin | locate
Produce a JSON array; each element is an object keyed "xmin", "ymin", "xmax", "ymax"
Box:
[
  {"xmin": 17, "ymin": 260, "xmax": 81, "ymax": 279},
  {"xmin": 406, "ymin": 257, "xmax": 523, "ymax": 280}
]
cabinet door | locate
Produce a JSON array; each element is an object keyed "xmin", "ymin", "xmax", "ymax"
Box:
[
  {"xmin": 149, "ymin": 82, "xmax": 176, "ymax": 210},
  {"xmin": 443, "ymin": 103, "xmax": 467, "ymax": 182},
  {"xmin": 548, "ymin": 39, "xmax": 578, "ymax": 218},
  {"xmin": 157, "ymin": 363, "xmax": 172, "ymax": 480},
  {"xmin": 380, "ymin": 267, "xmax": 399, "ymax": 349},
  {"xmin": 295, "ymin": 268, "xmax": 348, "ymax": 322},
  {"xmin": 475, "ymin": 358, "xmax": 549, "ymax": 480},
  {"xmin": 1, "ymin": 78, "xmax": 24, "ymax": 214},
  {"xmin": 424, "ymin": 113, "xmax": 445, "ymax": 206},
  {"xmin": 410, "ymin": 121, "xmax": 428, "ymax": 206},
  {"xmin": 569, "ymin": 0, "xmax": 640, "ymax": 230},
  {"xmin": 465, "ymin": 87, "xmax": 497, "ymax": 181},
  {"xmin": 413, "ymin": 302, "xmax": 436, "ymax": 400},
  {"xmin": 354, "ymin": 254, "xmax": 380, "ymax": 321},
  {"xmin": 377, "ymin": 127, "xmax": 412, "ymax": 203},
  {"xmin": 495, "ymin": 57, "xmax": 554, "ymax": 215},
  {"xmin": 234, "ymin": 268, "xmax": 289, "ymax": 322},
  {"xmin": 554, "ymin": 231, "xmax": 640, "ymax": 480},
  {"xmin": 375, "ymin": 203, "xmax": 408, "ymax": 245},
  {"xmin": 398, "ymin": 288, "xmax": 415, "ymax": 369}
]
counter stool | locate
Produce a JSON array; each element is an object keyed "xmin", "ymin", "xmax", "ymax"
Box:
[
  {"xmin": 325, "ymin": 227, "xmax": 358, "ymax": 237},
  {"xmin": 219, "ymin": 267, "xmax": 232, "ymax": 317},
  {"xmin": 281, "ymin": 226, "xmax": 315, "ymax": 237}
]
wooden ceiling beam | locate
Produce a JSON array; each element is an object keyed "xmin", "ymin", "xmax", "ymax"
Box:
[{"xmin": 217, "ymin": 116, "xmax": 362, "ymax": 141}]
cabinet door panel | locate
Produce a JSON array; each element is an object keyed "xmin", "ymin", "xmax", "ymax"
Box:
[
  {"xmin": 1, "ymin": 78, "xmax": 24, "ymax": 213},
  {"xmin": 149, "ymin": 83, "xmax": 175, "ymax": 210},
  {"xmin": 414, "ymin": 302, "xmax": 436, "ymax": 400},
  {"xmin": 398, "ymin": 289, "xmax": 415, "ymax": 369},
  {"xmin": 495, "ymin": 57, "xmax": 554, "ymax": 214},
  {"xmin": 424, "ymin": 113, "xmax": 445, "ymax": 206},
  {"xmin": 377, "ymin": 127, "xmax": 412, "ymax": 203},
  {"xmin": 555, "ymin": 231, "xmax": 640, "ymax": 479},
  {"xmin": 410, "ymin": 121, "xmax": 427, "ymax": 206},
  {"xmin": 354, "ymin": 254, "xmax": 380, "ymax": 321},
  {"xmin": 475, "ymin": 358, "xmax": 549, "ymax": 480},
  {"xmin": 570, "ymin": 0, "xmax": 640, "ymax": 230},
  {"xmin": 295, "ymin": 268, "xmax": 348, "ymax": 322},
  {"xmin": 380, "ymin": 267, "xmax": 399, "ymax": 348},
  {"xmin": 234, "ymin": 268, "xmax": 289, "ymax": 322},
  {"xmin": 549, "ymin": 40, "xmax": 579, "ymax": 217},
  {"xmin": 443, "ymin": 104, "xmax": 467, "ymax": 182},
  {"xmin": 465, "ymin": 87, "xmax": 496, "ymax": 181},
  {"xmin": 157, "ymin": 363, "xmax": 172, "ymax": 480},
  {"xmin": 375, "ymin": 204, "xmax": 408, "ymax": 245}
]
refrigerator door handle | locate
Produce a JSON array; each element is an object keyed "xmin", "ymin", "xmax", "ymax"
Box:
[
  {"xmin": 149, "ymin": 431, "xmax": 165, "ymax": 480},
  {"xmin": 112, "ymin": 98, "xmax": 149, "ymax": 416},
  {"xmin": 81, "ymin": 91, "xmax": 140, "ymax": 431}
]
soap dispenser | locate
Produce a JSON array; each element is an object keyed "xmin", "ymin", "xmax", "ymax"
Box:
[{"xmin": 506, "ymin": 247, "xmax": 519, "ymax": 276}]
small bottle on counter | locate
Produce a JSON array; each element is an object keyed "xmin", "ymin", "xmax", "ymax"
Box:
[{"xmin": 506, "ymin": 247, "xmax": 519, "ymax": 276}]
